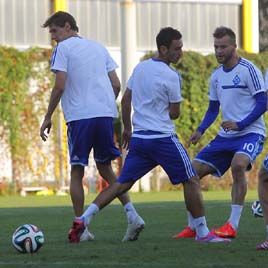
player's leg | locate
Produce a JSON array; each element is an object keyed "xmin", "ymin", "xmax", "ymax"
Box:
[
  {"xmin": 173, "ymin": 135, "xmax": 229, "ymax": 239},
  {"xmin": 154, "ymin": 135, "xmax": 229, "ymax": 242},
  {"xmin": 70, "ymin": 165, "xmax": 85, "ymax": 217},
  {"xmin": 85, "ymin": 178, "xmax": 145, "ymax": 242},
  {"xmin": 173, "ymin": 161, "xmax": 213, "ymax": 239},
  {"xmin": 182, "ymin": 176, "xmax": 229, "ymax": 242},
  {"xmin": 66, "ymin": 119, "xmax": 97, "ymax": 243},
  {"xmin": 214, "ymin": 134, "xmax": 264, "ymax": 238},
  {"xmin": 96, "ymin": 162, "xmax": 139, "ymax": 224},
  {"xmin": 257, "ymin": 156, "xmax": 268, "ymax": 250},
  {"xmin": 93, "ymin": 117, "xmax": 141, "ymax": 226},
  {"xmin": 75, "ymin": 137, "xmax": 155, "ymax": 243},
  {"xmin": 67, "ymin": 119, "xmax": 94, "ymax": 217},
  {"xmin": 69, "ymin": 181, "xmax": 134, "ymax": 243}
]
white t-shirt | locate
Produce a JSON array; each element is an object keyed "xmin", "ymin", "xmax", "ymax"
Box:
[
  {"xmin": 127, "ymin": 58, "xmax": 182, "ymax": 134},
  {"xmin": 209, "ymin": 57, "xmax": 266, "ymax": 137},
  {"xmin": 51, "ymin": 36, "xmax": 118, "ymax": 122}
]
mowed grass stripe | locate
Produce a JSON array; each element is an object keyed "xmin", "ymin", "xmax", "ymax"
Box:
[{"xmin": 0, "ymin": 191, "xmax": 265, "ymax": 268}]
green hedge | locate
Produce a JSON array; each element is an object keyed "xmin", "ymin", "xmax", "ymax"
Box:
[{"xmin": 1, "ymin": 47, "xmax": 268, "ymax": 190}]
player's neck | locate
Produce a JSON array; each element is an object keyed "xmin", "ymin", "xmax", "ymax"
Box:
[
  {"xmin": 58, "ymin": 32, "xmax": 79, "ymax": 43},
  {"xmin": 154, "ymin": 56, "xmax": 170, "ymax": 65},
  {"xmin": 223, "ymin": 54, "xmax": 240, "ymax": 69}
]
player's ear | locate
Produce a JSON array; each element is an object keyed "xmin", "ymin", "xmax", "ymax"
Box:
[
  {"xmin": 65, "ymin": 22, "xmax": 71, "ymax": 31},
  {"xmin": 159, "ymin": 45, "xmax": 168, "ymax": 55}
]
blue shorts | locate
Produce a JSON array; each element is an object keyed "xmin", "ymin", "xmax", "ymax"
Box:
[
  {"xmin": 117, "ymin": 134, "xmax": 196, "ymax": 185},
  {"xmin": 67, "ymin": 117, "xmax": 120, "ymax": 166},
  {"xmin": 194, "ymin": 133, "xmax": 264, "ymax": 177}
]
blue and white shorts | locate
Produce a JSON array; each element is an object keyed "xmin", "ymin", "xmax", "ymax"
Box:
[
  {"xmin": 67, "ymin": 117, "xmax": 120, "ymax": 166},
  {"xmin": 194, "ymin": 133, "xmax": 264, "ymax": 177},
  {"xmin": 117, "ymin": 133, "xmax": 196, "ymax": 185}
]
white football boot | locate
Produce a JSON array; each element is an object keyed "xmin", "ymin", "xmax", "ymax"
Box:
[
  {"xmin": 80, "ymin": 227, "xmax": 95, "ymax": 242},
  {"xmin": 122, "ymin": 215, "xmax": 145, "ymax": 242}
]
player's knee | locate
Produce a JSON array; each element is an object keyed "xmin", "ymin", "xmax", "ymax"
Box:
[
  {"xmin": 192, "ymin": 161, "xmax": 210, "ymax": 178},
  {"xmin": 71, "ymin": 165, "xmax": 84, "ymax": 179},
  {"xmin": 231, "ymin": 159, "xmax": 248, "ymax": 174},
  {"xmin": 259, "ymin": 167, "xmax": 268, "ymax": 183}
]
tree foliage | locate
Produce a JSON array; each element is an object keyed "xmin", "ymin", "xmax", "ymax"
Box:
[
  {"xmin": 1, "ymin": 47, "xmax": 268, "ymax": 190},
  {"xmin": 0, "ymin": 47, "xmax": 52, "ymax": 187}
]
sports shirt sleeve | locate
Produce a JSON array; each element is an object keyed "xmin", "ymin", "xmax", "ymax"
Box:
[
  {"xmin": 103, "ymin": 47, "xmax": 118, "ymax": 72},
  {"xmin": 244, "ymin": 63, "xmax": 266, "ymax": 95},
  {"xmin": 198, "ymin": 100, "xmax": 220, "ymax": 134},
  {"xmin": 167, "ymin": 72, "xmax": 182, "ymax": 103},
  {"xmin": 236, "ymin": 92, "xmax": 267, "ymax": 130},
  {"xmin": 208, "ymin": 73, "xmax": 219, "ymax": 101},
  {"xmin": 50, "ymin": 43, "xmax": 68, "ymax": 73}
]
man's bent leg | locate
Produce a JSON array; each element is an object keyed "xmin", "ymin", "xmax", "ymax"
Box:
[
  {"xmin": 96, "ymin": 163, "xmax": 145, "ymax": 241},
  {"xmin": 213, "ymin": 154, "xmax": 248, "ymax": 238},
  {"xmin": 69, "ymin": 181, "xmax": 133, "ymax": 243},
  {"xmin": 96, "ymin": 162, "xmax": 131, "ymax": 205},
  {"xmin": 173, "ymin": 161, "xmax": 214, "ymax": 239},
  {"xmin": 183, "ymin": 176, "xmax": 230, "ymax": 243}
]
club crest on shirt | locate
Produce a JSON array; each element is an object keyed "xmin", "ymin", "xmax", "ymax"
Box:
[{"xmin": 232, "ymin": 75, "xmax": 241, "ymax": 86}]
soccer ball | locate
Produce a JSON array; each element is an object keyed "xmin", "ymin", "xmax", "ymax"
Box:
[
  {"xmin": 12, "ymin": 224, "xmax": 44, "ymax": 253},
  {"xmin": 251, "ymin": 200, "xmax": 263, "ymax": 218}
]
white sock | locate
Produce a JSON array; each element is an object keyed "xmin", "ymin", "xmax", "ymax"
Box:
[
  {"xmin": 187, "ymin": 211, "xmax": 195, "ymax": 230},
  {"xmin": 124, "ymin": 202, "xmax": 139, "ymax": 223},
  {"xmin": 228, "ymin": 204, "xmax": 243, "ymax": 230},
  {"xmin": 80, "ymin": 203, "xmax": 99, "ymax": 226},
  {"xmin": 193, "ymin": 216, "xmax": 210, "ymax": 238}
]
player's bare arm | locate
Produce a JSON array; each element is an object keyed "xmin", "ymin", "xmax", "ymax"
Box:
[
  {"xmin": 108, "ymin": 70, "xmax": 121, "ymax": 99},
  {"xmin": 169, "ymin": 102, "xmax": 180, "ymax": 119},
  {"xmin": 40, "ymin": 71, "xmax": 66, "ymax": 141},
  {"xmin": 121, "ymin": 88, "xmax": 132, "ymax": 149}
]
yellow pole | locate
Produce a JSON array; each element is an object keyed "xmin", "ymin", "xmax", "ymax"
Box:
[
  {"xmin": 53, "ymin": 0, "xmax": 67, "ymax": 12},
  {"xmin": 242, "ymin": 0, "xmax": 259, "ymax": 53},
  {"xmin": 52, "ymin": 0, "xmax": 68, "ymax": 190}
]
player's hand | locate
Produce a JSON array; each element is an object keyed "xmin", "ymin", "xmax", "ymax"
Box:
[
  {"xmin": 188, "ymin": 130, "xmax": 202, "ymax": 146},
  {"xmin": 221, "ymin": 121, "xmax": 239, "ymax": 132},
  {"xmin": 40, "ymin": 117, "xmax": 52, "ymax": 141},
  {"xmin": 122, "ymin": 128, "xmax": 132, "ymax": 150}
]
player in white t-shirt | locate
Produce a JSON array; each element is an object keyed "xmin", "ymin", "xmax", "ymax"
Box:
[
  {"xmin": 69, "ymin": 27, "xmax": 230, "ymax": 244},
  {"xmin": 39, "ymin": 11, "xmax": 142, "ymax": 243},
  {"xmin": 256, "ymin": 70, "xmax": 268, "ymax": 250},
  {"xmin": 174, "ymin": 26, "xmax": 267, "ymax": 240}
]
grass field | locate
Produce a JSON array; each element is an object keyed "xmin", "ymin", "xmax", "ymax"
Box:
[{"xmin": 0, "ymin": 190, "xmax": 267, "ymax": 268}]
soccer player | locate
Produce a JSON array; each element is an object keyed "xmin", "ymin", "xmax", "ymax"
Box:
[
  {"xmin": 256, "ymin": 69, "xmax": 268, "ymax": 250},
  {"xmin": 174, "ymin": 26, "xmax": 267, "ymax": 240},
  {"xmin": 68, "ymin": 27, "xmax": 230, "ymax": 244},
  {"xmin": 39, "ymin": 11, "xmax": 143, "ymax": 243}
]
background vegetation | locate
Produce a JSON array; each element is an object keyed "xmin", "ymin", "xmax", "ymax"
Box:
[{"xmin": 1, "ymin": 47, "xmax": 268, "ymax": 193}]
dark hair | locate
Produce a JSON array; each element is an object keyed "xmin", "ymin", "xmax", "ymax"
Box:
[
  {"xmin": 213, "ymin": 26, "xmax": 236, "ymax": 44},
  {"xmin": 43, "ymin": 11, "xmax": 79, "ymax": 32},
  {"xmin": 156, "ymin": 27, "xmax": 182, "ymax": 51}
]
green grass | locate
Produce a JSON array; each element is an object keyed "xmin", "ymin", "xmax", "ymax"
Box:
[{"xmin": 0, "ymin": 190, "xmax": 266, "ymax": 268}]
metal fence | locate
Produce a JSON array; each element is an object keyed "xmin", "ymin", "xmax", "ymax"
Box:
[{"xmin": 0, "ymin": 0, "xmax": 242, "ymax": 52}]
